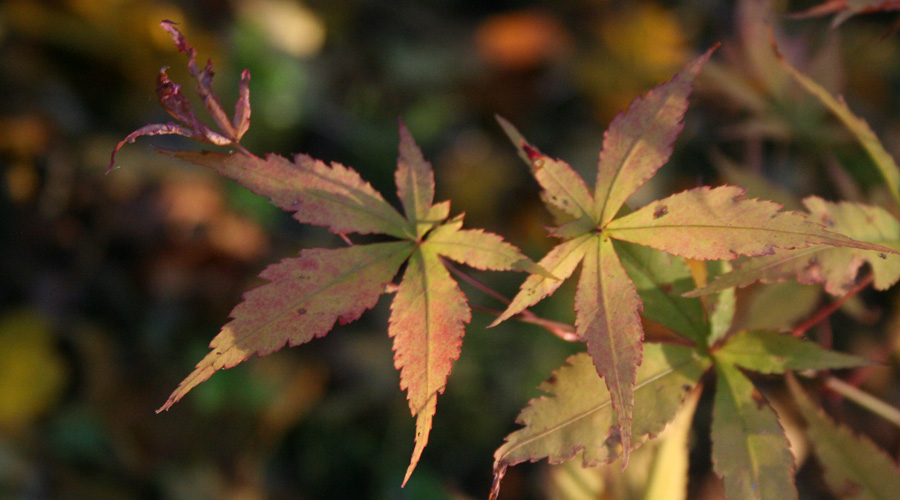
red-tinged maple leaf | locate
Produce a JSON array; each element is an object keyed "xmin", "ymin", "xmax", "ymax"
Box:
[
  {"xmin": 149, "ymin": 119, "xmax": 541, "ymax": 486},
  {"xmin": 491, "ymin": 44, "xmax": 900, "ymax": 472},
  {"xmin": 686, "ymin": 197, "xmax": 900, "ymax": 297},
  {"xmin": 109, "ymin": 21, "xmax": 251, "ymax": 172}
]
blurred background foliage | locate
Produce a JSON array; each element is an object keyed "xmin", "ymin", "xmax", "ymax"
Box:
[{"xmin": 3, "ymin": 0, "xmax": 900, "ymax": 498}]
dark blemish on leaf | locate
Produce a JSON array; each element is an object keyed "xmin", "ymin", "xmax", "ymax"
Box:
[
  {"xmin": 879, "ymin": 253, "xmax": 888, "ymax": 259},
  {"xmin": 291, "ymin": 199, "xmax": 299, "ymax": 206},
  {"xmin": 522, "ymin": 143, "xmax": 543, "ymax": 162},
  {"xmin": 215, "ymin": 351, "xmax": 222, "ymax": 355},
  {"xmin": 750, "ymin": 388, "xmax": 767, "ymax": 409},
  {"xmin": 822, "ymin": 216, "xmax": 835, "ymax": 227},
  {"xmin": 653, "ymin": 205, "xmax": 668, "ymax": 219},
  {"xmin": 660, "ymin": 284, "xmax": 673, "ymax": 294},
  {"xmin": 807, "ymin": 257, "xmax": 819, "ymax": 268},
  {"xmin": 297, "ymin": 308, "xmax": 307, "ymax": 314}
]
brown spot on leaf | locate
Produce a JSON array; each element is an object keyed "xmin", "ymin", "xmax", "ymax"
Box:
[
  {"xmin": 653, "ymin": 205, "xmax": 668, "ymax": 219},
  {"xmin": 750, "ymin": 388, "xmax": 767, "ymax": 409},
  {"xmin": 297, "ymin": 308, "xmax": 307, "ymax": 314},
  {"xmin": 522, "ymin": 143, "xmax": 544, "ymax": 165},
  {"xmin": 879, "ymin": 252, "xmax": 888, "ymax": 259}
]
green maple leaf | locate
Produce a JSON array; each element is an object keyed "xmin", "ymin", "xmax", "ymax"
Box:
[
  {"xmin": 154, "ymin": 122, "xmax": 539, "ymax": 485},
  {"xmin": 490, "ymin": 343, "xmax": 710, "ymax": 500},
  {"xmin": 711, "ymin": 360, "xmax": 798, "ymax": 500},
  {"xmin": 491, "ymin": 46, "xmax": 897, "ymax": 469}
]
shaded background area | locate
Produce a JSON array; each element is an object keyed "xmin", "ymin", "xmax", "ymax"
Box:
[{"xmin": 3, "ymin": 0, "xmax": 900, "ymax": 498}]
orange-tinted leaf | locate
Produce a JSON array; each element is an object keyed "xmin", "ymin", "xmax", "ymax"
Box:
[
  {"xmin": 168, "ymin": 150, "xmax": 411, "ymax": 238},
  {"xmin": 687, "ymin": 197, "xmax": 900, "ymax": 297},
  {"xmin": 607, "ymin": 186, "xmax": 898, "ymax": 260},
  {"xmin": 389, "ymin": 248, "xmax": 471, "ymax": 485},
  {"xmin": 594, "ymin": 47, "xmax": 716, "ymax": 225},
  {"xmin": 158, "ymin": 242, "xmax": 414, "ymax": 412},
  {"xmin": 576, "ymin": 235, "xmax": 644, "ymax": 465}
]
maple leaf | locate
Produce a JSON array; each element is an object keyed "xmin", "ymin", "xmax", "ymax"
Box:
[
  {"xmin": 489, "ymin": 343, "xmax": 710, "ymax": 500},
  {"xmin": 491, "ymin": 45, "xmax": 898, "ymax": 470},
  {"xmin": 711, "ymin": 360, "xmax": 798, "ymax": 500},
  {"xmin": 687, "ymin": 197, "xmax": 900, "ymax": 297},
  {"xmin": 152, "ymin": 121, "xmax": 539, "ymax": 486},
  {"xmin": 109, "ymin": 21, "xmax": 251, "ymax": 172}
]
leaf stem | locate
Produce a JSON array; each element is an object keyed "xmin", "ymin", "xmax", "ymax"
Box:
[
  {"xmin": 442, "ymin": 260, "xmax": 581, "ymax": 342},
  {"xmin": 792, "ymin": 273, "xmax": 874, "ymax": 337},
  {"xmin": 471, "ymin": 304, "xmax": 580, "ymax": 342},
  {"xmin": 822, "ymin": 375, "xmax": 900, "ymax": 429}
]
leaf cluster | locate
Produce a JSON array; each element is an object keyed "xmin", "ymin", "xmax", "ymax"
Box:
[{"xmin": 112, "ymin": 19, "xmax": 900, "ymax": 500}]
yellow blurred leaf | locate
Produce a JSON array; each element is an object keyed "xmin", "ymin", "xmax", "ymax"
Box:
[{"xmin": 0, "ymin": 309, "xmax": 68, "ymax": 432}]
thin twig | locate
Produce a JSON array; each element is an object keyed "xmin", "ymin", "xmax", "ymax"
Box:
[
  {"xmin": 443, "ymin": 259, "xmax": 511, "ymax": 305},
  {"xmin": 471, "ymin": 305, "xmax": 580, "ymax": 342},
  {"xmin": 792, "ymin": 273, "xmax": 874, "ymax": 337},
  {"xmin": 443, "ymin": 259, "xmax": 581, "ymax": 342}
]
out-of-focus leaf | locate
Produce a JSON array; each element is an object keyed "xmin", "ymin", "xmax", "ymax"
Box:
[
  {"xmin": 490, "ymin": 344, "xmax": 710, "ymax": 500},
  {"xmin": 789, "ymin": 0, "xmax": 900, "ymax": 27},
  {"xmin": 608, "ymin": 186, "xmax": 899, "ymax": 260},
  {"xmin": 713, "ymin": 152, "xmax": 802, "ymax": 211},
  {"xmin": 642, "ymin": 388, "xmax": 701, "ymax": 500},
  {"xmin": 777, "ymin": 46, "xmax": 900, "ymax": 206},
  {"xmin": 0, "ymin": 309, "xmax": 67, "ymax": 431},
  {"xmin": 711, "ymin": 361, "xmax": 797, "ymax": 500},
  {"xmin": 736, "ymin": 281, "xmax": 823, "ymax": 333},
  {"xmin": 787, "ymin": 374, "xmax": 900, "ymax": 500},
  {"xmin": 715, "ymin": 330, "xmax": 873, "ymax": 374},
  {"xmin": 110, "ymin": 21, "xmax": 251, "ymax": 170},
  {"xmin": 687, "ymin": 197, "xmax": 900, "ymax": 297}
]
